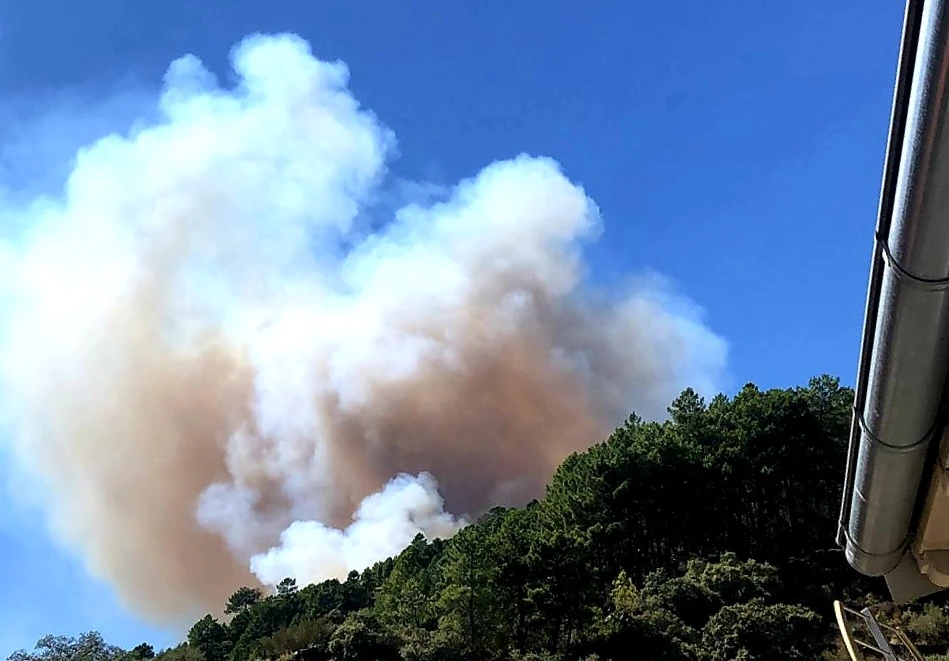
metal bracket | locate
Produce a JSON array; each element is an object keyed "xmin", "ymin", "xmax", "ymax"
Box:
[{"xmin": 835, "ymin": 600, "xmax": 925, "ymax": 661}]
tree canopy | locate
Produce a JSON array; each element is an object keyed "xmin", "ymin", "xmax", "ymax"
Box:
[{"xmin": 16, "ymin": 375, "xmax": 949, "ymax": 660}]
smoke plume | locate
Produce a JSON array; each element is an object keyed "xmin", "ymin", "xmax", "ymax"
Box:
[{"xmin": 0, "ymin": 33, "xmax": 727, "ymax": 623}]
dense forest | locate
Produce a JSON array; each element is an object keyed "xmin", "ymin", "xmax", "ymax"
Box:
[{"xmin": 13, "ymin": 376, "xmax": 949, "ymax": 660}]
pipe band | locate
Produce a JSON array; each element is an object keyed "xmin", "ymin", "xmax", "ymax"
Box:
[
  {"xmin": 879, "ymin": 232, "xmax": 949, "ymax": 291},
  {"xmin": 854, "ymin": 402, "xmax": 937, "ymax": 455}
]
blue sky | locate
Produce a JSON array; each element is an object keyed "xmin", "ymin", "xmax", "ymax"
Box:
[{"xmin": 0, "ymin": 0, "xmax": 902, "ymax": 655}]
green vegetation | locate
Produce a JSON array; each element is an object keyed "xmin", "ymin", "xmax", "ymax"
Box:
[{"xmin": 14, "ymin": 376, "xmax": 949, "ymax": 659}]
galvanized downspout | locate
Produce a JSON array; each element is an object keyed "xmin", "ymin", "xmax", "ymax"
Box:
[
  {"xmin": 837, "ymin": 0, "xmax": 922, "ymax": 553},
  {"xmin": 839, "ymin": 0, "xmax": 949, "ymax": 579}
]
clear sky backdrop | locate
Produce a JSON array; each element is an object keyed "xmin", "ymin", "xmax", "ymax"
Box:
[{"xmin": 0, "ymin": 0, "xmax": 903, "ymax": 655}]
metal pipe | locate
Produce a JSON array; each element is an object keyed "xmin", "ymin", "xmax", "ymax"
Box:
[
  {"xmin": 842, "ymin": 0, "xmax": 949, "ymax": 578},
  {"xmin": 837, "ymin": 0, "xmax": 922, "ymax": 549}
]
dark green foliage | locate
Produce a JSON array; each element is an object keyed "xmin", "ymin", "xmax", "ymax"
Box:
[
  {"xmin": 188, "ymin": 616, "xmax": 230, "ymax": 661},
  {"xmin": 700, "ymin": 601, "xmax": 825, "ymax": 660},
  {"xmin": 641, "ymin": 574, "xmax": 720, "ymax": 630},
  {"xmin": 681, "ymin": 553, "xmax": 780, "ymax": 606},
  {"xmin": 327, "ymin": 610, "xmax": 398, "ymax": 661},
  {"xmin": 16, "ymin": 376, "xmax": 939, "ymax": 661},
  {"xmin": 224, "ymin": 588, "xmax": 262, "ymax": 616},
  {"xmin": 7, "ymin": 633, "xmax": 126, "ymax": 661},
  {"xmin": 128, "ymin": 644, "xmax": 155, "ymax": 660},
  {"xmin": 148, "ymin": 646, "xmax": 202, "ymax": 661},
  {"xmin": 905, "ymin": 602, "xmax": 949, "ymax": 646},
  {"xmin": 256, "ymin": 618, "xmax": 333, "ymax": 660}
]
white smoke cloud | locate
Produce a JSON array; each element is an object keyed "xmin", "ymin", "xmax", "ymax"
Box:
[
  {"xmin": 250, "ymin": 472, "xmax": 464, "ymax": 587},
  {"xmin": 0, "ymin": 32, "xmax": 727, "ymax": 622}
]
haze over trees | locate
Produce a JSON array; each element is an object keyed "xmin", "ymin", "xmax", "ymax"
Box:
[{"xmin": 14, "ymin": 375, "xmax": 949, "ymax": 660}]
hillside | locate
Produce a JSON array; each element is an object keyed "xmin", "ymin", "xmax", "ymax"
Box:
[{"xmin": 15, "ymin": 375, "xmax": 949, "ymax": 660}]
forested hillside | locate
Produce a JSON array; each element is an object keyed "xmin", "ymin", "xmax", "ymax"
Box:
[{"xmin": 15, "ymin": 376, "xmax": 949, "ymax": 660}]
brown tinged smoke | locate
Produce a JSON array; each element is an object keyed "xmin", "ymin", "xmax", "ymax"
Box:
[{"xmin": 0, "ymin": 33, "xmax": 727, "ymax": 626}]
